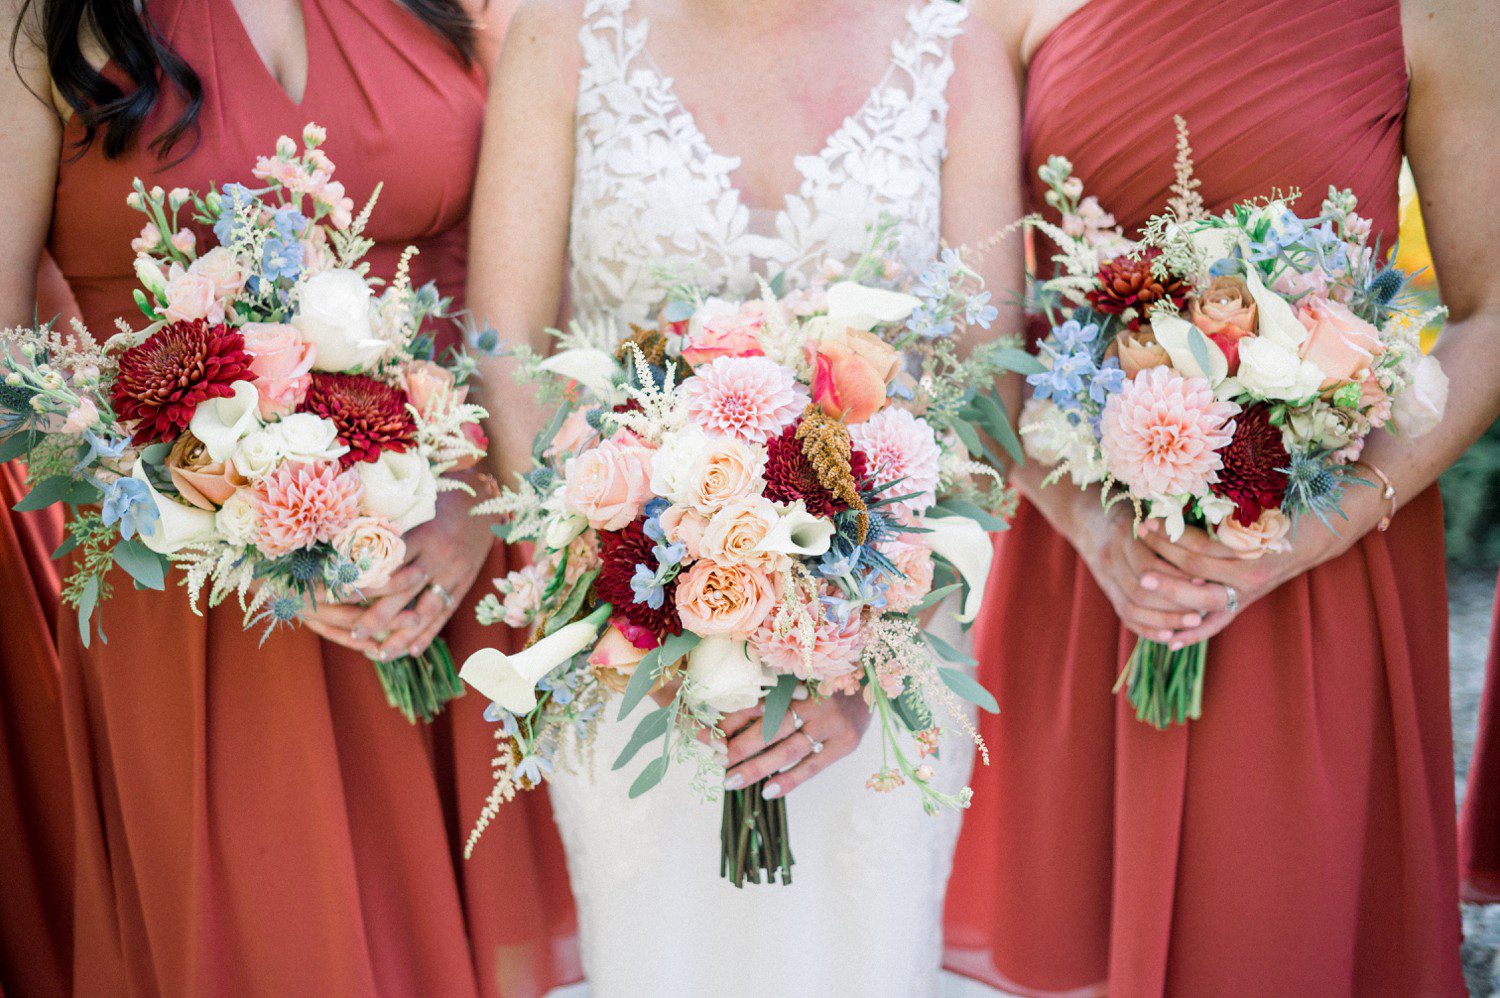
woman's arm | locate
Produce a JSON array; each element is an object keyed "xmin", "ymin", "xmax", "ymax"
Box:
[
  {"xmin": 1, "ymin": 1, "xmax": 62, "ymax": 328},
  {"xmin": 1137, "ymin": 0, "xmax": 1500, "ymax": 646}
]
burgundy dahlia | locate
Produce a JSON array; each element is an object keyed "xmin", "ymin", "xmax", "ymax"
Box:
[
  {"xmin": 762, "ymin": 423, "xmax": 870, "ymax": 518},
  {"xmin": 1086, "ymin": 248, "xmax": 1190, "ymax": 330},
  {"xmin": 111, "ymin": 319, "xmax": 253, "ymax": 445},
  {"xmin": 596, "ymin": 517, "xmax": 682, "ymax": 640},
  {"xmin": 1211, "ymin": 405, "xmax": 1289, "ymax": 526},
  {"xmin": 299, "ymin": 372, "xmax": 418, "ymax": 468}
]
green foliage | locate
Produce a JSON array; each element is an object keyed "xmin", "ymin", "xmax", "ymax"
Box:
[{"xmin": 1443, "ymin": 415, "xmax": 1500, "ymax": 569}]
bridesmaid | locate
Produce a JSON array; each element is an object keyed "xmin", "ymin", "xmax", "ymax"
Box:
[
  {"xmin": 1461, "ymin": 587, "xmax": 1500, "ymax": 902},
  {"xmin": 2, "ymin": 1, "xmax": 576, "ymax": 993},
  {"xmin": 950, "ymin": 0, "xmax": 1494, "ymax": 993}
]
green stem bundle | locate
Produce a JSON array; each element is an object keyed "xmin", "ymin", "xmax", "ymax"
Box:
[
  {"xmin": 720, "ymin": 784, "xmax": 794, "ymax": 888},
  {"xmin": 1118, "ymin": 637, "xmax": 1208, "ymax": 728},
  {"xmin": 371, "ymin": 637, "xmax": 465, "ymax": 724}
]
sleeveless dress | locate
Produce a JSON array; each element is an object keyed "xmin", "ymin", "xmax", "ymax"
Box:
[
  {"xmin": 550, "ymin": 3, "xmax": 970, "ymax": 995},
  {"xmin": 1461, "ymin": 587, "xmax": 1500, "ymax": 902},
  {"xmin": 945, "ymin": 1, "xmax": 1465, "ymax": 994},
  {"xmin": 46, "ymin": 2, "xmax": 577, "ymax": 993}
]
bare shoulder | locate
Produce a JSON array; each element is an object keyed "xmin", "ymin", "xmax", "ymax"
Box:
[
  {"xmin": 949, "ymin": 3, "xmax": 1021, "ymax": 110},
  {"xmin": 492, "ymin": 0, "xmax": 587, "ymax": 94},
  {"xmin": 1402, "ymin": 0, "xmax": 1499, "ymax": 90}
]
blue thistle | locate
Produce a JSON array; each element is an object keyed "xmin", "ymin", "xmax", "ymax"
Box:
[
  {"xmin": 1367, "ymin": 268, "xmax": 1405, "ymax": 306},
  {"xmin": 1280, "ymin": 452, "xmax": 1372, "ymax": 533},
  {"xmin": 527, "ymin": 467, "xmax": 557, "ymax": 492},
  {"xmin": 270, "ymin": 594, "xmax": 303, "ymax": 623},
  {"xmin": 286, "ymin": 547, "xmax": 326, "ymax": 583}
]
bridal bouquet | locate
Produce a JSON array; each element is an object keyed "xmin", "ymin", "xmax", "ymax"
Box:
[
  {"xmin": 0, "ymin": 124, "xmax": 488, "ymax": 723},
  {"xmin": 1022, "ymin": 120, "xmax": 1449, "ymax": 727},
  {"xmin": 460, "ymin": 226, "xmax": 1027, "ymax": 884}
]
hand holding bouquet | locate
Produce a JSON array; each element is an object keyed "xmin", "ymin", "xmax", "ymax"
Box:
[
  {"xmin": 0, "ymin": 124, "xmax": 489, "ymax": 722},
  {"xmin": 459, "ymin": 223, "xmax": 1030, "ymax": 884},
  {"xmin": 1022, "ymin": 119, "xmax": 1448, "ymax": 727}
]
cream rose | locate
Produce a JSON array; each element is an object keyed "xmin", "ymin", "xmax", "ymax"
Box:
[
  {"xmin": 242, "ymin": 322, "xmax": 315, "ymax": 417},
  {"xmin": 190, "ymin": 246, "xmax": 248, "ymax": 301},
  {"xmin": 674, "ymin": 560, "xmax": 775, "ymax": 637},
  {"xmin": 687, "ymin": 436, "xmax": 767, "ymax": 515},
  {"xmin": 293, "ymin": 268, "xmax": 387, "ymax": 371},
  {"xmin": 684, "ymin": 636, "xmax": 774, "ymax": 715},
  {"xmin": 1235, "ymin": 336, "xmax": 1325, "ymax": 401},
  {"xmin": 355, "ymin": 449, "xmax": 438, "ymax": 532},
  {"xmin": 1390, "ymin": 353, "xmax": 1448, "ymax": 437},
  {"xmin": 268, "ymin": 412, "xmax": 347, "ymax": 464},
  {"xmin": 215, "ymin": 490, "xmax": 260, "ymax": 547},
  {"xmin": 332, "ymin": 516, "xmax": 407, "ymax": 589},
  {"xmin": 658, "ymin": 505, "xmax": 710, "ymax": 560},
  {"xmin": 161, "ymin": 266, "xmax": 223, "ymax": 324},
  {"xmin": 230, "ymin": 429, "xmax": 285, "ymax": 480},
  {"xmin": 563, "ymin": 438, "xmax": 654, "ymax": 531},
  {"xmin": 1296, "ymin": 296, "xmax": 1381, "ymax": 388},
  {"xmin": 700, "ymin": 495, "xmax": 780, "ymax": 567},
  {"xmin": 165, "ymin": 432, "xmax": 248, "ymax": 510},
  {"xmin": 1215, "ymin": 508, "xmax": 1292, "ymax": 558}
]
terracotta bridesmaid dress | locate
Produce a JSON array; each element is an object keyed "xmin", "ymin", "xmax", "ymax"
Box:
[
  {"xmin": 1461, "ymin": 587, "xmax": 1500, "ymax": 902},
  {"xmin": 946, "ymin": 0, "xmax": 1465, "ymax": 993},
  {"xmin": 43, "ymin": 1, "xmax": 576, "ymax": 993}
]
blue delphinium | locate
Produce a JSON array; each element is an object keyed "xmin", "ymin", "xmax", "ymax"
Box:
[
  {"xmin": 100, "ymin": 476, "xmax": 159, "ymax": 541},
  {"xmin": 631, "ymin": 498, "xmax": 683, "ymax": 608},
  {"xmin": 965, "ymin": 290, "xmax": 999, "ymax": 329},
  {"xmin": 630, "ymin": 564, "xmax": 666, "ymax": 609},
  {"xmin": 212, "ymin": 183, "xmax": 256, "ymax": 244},
  {"xmin": 1088, "ymin": 357, "xmax": 1127, "ymax": 405},
  {"xmin": 75, "ymin": 430, "xmax": 129, "ymax": 474}
]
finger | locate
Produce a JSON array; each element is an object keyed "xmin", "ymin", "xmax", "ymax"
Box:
[
  {"xmin": 300, "ymin": 602, "xmax": 369, "ymax": 631},
  {"xmin": 351, "ymin": 586, "xmax": 423, "ymax": 643},
  {"xmin": 357, "ymin": 562, "xmax": 432, "ymax": 602},
  {"xmin": 375, "ymin": 586, "xmax": 451, "ymax": 659},
  {"xmin": 1136, "ymin": 572, "xmax": 1231, "ymax": 618},
  {"xmin": 302, "ymin": 616, "xmax": 382, "ymax": 656},
  {"xmin": 1136, "ymin": 531, "xmax": 1216, "ymax": 579},
  {"xmin": 723, "ymin": 732, "xmax": 811, "ymax": 791},
  {"xmin": 1118, "ymin": 603, "xmax": 1200, "ymax": 644},
  {"xmin": 1166, "ymin": 610, "xmax": 1237, "ymax": 649},
  {"xmin": 724, "ymin": 708, "xmax": 801, "ymax": 768},
  {"xmin": 719, "ymin": 705, "xmax": 763, "ymax": 741},
  {"xmin": 761, "ymin": 747, "xmax": 835, "ymax": 799}
]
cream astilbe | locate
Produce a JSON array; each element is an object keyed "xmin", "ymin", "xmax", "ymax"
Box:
[
  {"xmin": 331, "ymin": 182, "xmax": 382, "ymax": 269},
  {"xmin": 606, "ymin": 343, "xmax": 683, "ymax": 442},
  {"xmin": 553, "ymin": 315, "xmax": 627, "ymax": 354},
  {"xmin": 1166, "ymin": 115, "xmax": 1208, "ymax": 224}
]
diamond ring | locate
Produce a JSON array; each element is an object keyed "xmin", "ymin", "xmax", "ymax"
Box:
[
  {"xmin": 803, "ymin": 731, "xmax": 824, "ymax": 754},
  {"xmin": 430, "ymin": 582, "xmax": 455, "ymax": 609},
  {"xmin": 790, "ymin": 708, "xmax": 805, "ymax": 731},
  {"xmin": 1223, "ymin": 584, "xmax": 1240, "ymax": 614}
]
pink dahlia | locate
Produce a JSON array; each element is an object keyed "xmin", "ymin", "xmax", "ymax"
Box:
[
  {"xmin": 848, "ymin": 408, "xmax": 942, "ymax": 514},
  {"xmin": 751, "ymin": 602, "xmax": 867, "ymax": 684},
  {"xmin": 1100, "ymin": 367, "xmax": 1238, "ymax": 500},
  {"xmin": 678, "ymin": 356, "xmax": 808, "ymax": 445},
  {"xmin": 253, "ymin": 461, "xmax": 364, "ymax": 556},
  {"xmin": 878, "ymin": 538, "xmax": 935, "ymax": 613}
]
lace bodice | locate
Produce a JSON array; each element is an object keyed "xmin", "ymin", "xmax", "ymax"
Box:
[{"xmin": 568, "ymin": 0, "xmax": 966, "ymax": 328}]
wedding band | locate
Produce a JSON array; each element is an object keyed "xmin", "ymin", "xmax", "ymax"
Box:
[
  {"xmin": 803, "ymin": 731, "xmax": 824, "ymax": 755},
  {"xmin": 790, "ymin": 708, "xmax": 805, "ymax": 731},
  {"xmin": 430, "ymin": 583, "xmax": 455, "ymax": 609},
  {"xmin": 1223, "ymin": 584, "xmax": 1240, "ymax": 614}
]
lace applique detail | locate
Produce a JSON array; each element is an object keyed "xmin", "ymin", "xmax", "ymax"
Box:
[{"xmin": 568, "ymin": 0, "xmax": 965, "ymax": 328}]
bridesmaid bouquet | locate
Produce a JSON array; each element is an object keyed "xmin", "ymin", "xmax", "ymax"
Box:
[
  {"xmin": 1022, "ymin": 120, "xmax": 1449, "ymax": 727},
  {"xmin": 459, "ymin": 225, "xmax": 1026, "ymax": 885},
  {"xmin": 0, "ymin": 124, "xmax": 488, "ymax": 723}
]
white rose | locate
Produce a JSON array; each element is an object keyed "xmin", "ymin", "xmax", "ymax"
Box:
[
  {"xmin": 132, "ymin": 462, "xmax": 218, "ymax": 555},
  {"xmin": 649, "ymin": 425, "xmax": 712, "ymax": 506},
  {"xmin": 544, "ymin": 511, "xmax": 588, "ymax": 551},
  {"xmin": 1235, "ymin": 336, "xmax": 1325, "ymax": 401},
  {"xmin": 355, "ymin": 449, "xmax": 437, "ymax": 532},
  {"xmin": 685, "ymin": 636, "xmax": 773, "ymax": 715},
  {"xmin": 1390, "ymin": 354, "xmax": 1448, "ymax": 437},
  {"xmin": 189, "ymin": 380, "xmax": 262, "ymax": 461},
  {"xmin": 230, "ymin": 428, "xmax": 285, "ymax": 480},
  {"xmin": 269, "ymin": 412, "xmax": 347, "ymax": 464},
  {"xmin": 824, "ymin": 281, "xmax": 920, "ymax": 329},
  {"xmin": 461, "ymin": 605, "xmax": 611, "ymax": 714},
  {"xmin": 292, "ymin": 268, "xmax": 387, "ymax": 372},
  {"xmin": 215, "ymin": 490, "xmax": 260, "ymax": 547},
  {"xmin": 537, "ymin": 348, "xmax": 624, "ymax": 401}
]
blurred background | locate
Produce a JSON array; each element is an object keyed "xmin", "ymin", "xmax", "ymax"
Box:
[{"xmin": 1401, "ymin": 162, "xmax": 1500, "ymax": 995}]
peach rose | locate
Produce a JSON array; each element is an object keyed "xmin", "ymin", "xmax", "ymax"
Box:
[
  {"xmin": 659, "ymin": 505, "xmax": 710, "ymax": 560},
  {"xmin": 1215, "ymin": 508, "xmax": 1292, "ymax": 558},
  {"xmin": 1297, "ymin": 296, "xmax": 1381, "ymax": 388},
  {"xmin": 242, "ymin": 322, "xmax": 316, "ymax": 417},
  {"xmin": 674, "ymin": 560, "xmax": 775, "ymax": 637},
  {"xmin": 699, "ymin": 495, "xmax": 780, "ymax": 567},
  {"xmin": 806, "ymin": 325, "xmax": 900, "ymax": 423},
  {"xmin": 161, "ymin": 266, "xmax": 223, "ymax": 324},
  {"xmin": 683, "ymin": 299, "xmax": 768, "ymax": 367},
  {"xmin": 587, "ymin": 623, "xmax": 652, "ymax": 695},
  {"xmin": 1112, "ymin": 329, "xmax": 1172, "ymax": 377},
  {"xmin": 165, "ymin": 432, "xmax": 249, "ymax": 510},
  {"xmin": 1188, "ymin": 275, "xmax": 1258, "ymax": 372},
  {"xmin": 398, "ymin": 360, "xmax": 462, "ymax": 421},
  {"xmin": 545, "ymin": 408, "xmax": 602, "ymax": 460},
  {"xmin": 563, "ymin": 438, "xmax": 653, "ymax": 531},
  {"xmin": 689, "ymin": 437, "xmax": 766, "ymax": 515},
  {"xmin": 332, "ymin": 516, "xmax": 407, "ymax": 589}
]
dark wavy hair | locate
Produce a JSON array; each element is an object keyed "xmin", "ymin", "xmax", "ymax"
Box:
[{"xmin": 11, "ymin": 0, "xmax": 476, "ymax": 161}]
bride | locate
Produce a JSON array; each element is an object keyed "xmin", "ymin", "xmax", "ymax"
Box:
[{"xmin": 465, "ymin": 0, "xmax": 1020, "ymax": 993}]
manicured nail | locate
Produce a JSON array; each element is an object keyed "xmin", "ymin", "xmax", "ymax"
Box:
[
  {"xmin": 1158, "ymin": 630, "xmax": 1174, "ymax": 643},
  {"xmin": 351, "ymin": 628, "xmax": 366, "ymax": 641},
  {"xmin": 761, "ymin": 782, "xmax": 782, "ymax": 800},
  {"xmin": 1170, "ymin": 641, "xmax": 1185, "ymax": 651},
  {"xmin": 409, "ymin": 644, "xmax": 423, "ymax": 657},
  {"xmin": 711, "ymin": 741, "xmax": 728, "ymax": 759},
  {"xmin": 1141, "ymin": 574, "xmax": 1159, "ymax": 591},
  {"xmin": 1183, "ymin": 613, "xmax": 1202, "ymax": 627},
  {"xmin": 724, "ymin": 773, "xmax": 744, "ymax": 790}
]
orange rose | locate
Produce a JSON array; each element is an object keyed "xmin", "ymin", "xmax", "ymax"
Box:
[
  {"xmin": 806, "ymin": 325, "xmax": 900, "ymax": 423},
  {"xmin": 587, "ymin": 624, "xmax": 652, "ymax": 694},
  {"xmin": 1215, "ymin": 508, "xmax": 1292, "ymax": 558},
  {"xmin": 659, "ymin": 505, "xmax": 710, "ymax": 559},
  {"xmin": 1111, "ymin": 329, "xmax": 1172, "ymax": 377},
  {"xmin": 1296, "ymin": 296, "xmax": 1381, "ymax": 389},
  {"xmin": 165, "ymin": 432, "xmax": 249, "ymax": 510},
  {"xmin": 1189, "ymin": 275, "xmax": 1258, "ymax": 336},
  {"xmin": 398, "ymin": 360, "xmax": 463, "ymax": 421},
  {"xmin": 674, "ymin": 560, "xmax": 775, "ymax": 637}
]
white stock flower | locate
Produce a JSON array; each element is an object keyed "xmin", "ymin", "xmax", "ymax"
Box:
[
  {"xmin": 685, "ymin": 636, "xmax": 773, "ymax": 715},
  {"xmin": 188, "ymin": 380, "xmax": 262, "ymax": 461},
  {"xmin": 293, "ymin": 268, "xmax": 388, "ymax": 371},
  {"xmin": 355, "ymin": 449, "xmax": 438, "ymax": 533}
]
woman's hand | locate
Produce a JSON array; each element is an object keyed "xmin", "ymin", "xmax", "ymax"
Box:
[
  {"xmin": 718, "ymin": 693, "xmax": 871, "ymax": 800},
  {"xmin": 1070, "ymin": 500, "xmax": 1231, "ymax": 643}
]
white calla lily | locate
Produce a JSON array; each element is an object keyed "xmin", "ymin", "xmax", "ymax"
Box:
[
  {"xmin": 1243, "ymin": 265, "xmax": 1307, "ymax": 348},
  {"xmin": 759, "ymin": 502, "xmax": 835, "ymax": 558},
  {"xmin": 1149, "ymin": 312, "xmax": 1229, "ymax": 386},
  {"xmin": 538, "ymin": 348, "xmax": 624, "ymax": 400},
  {"xmin": 460, "ymin": 604, "xmax": 612, "ymax": 714},
  {"xmin": 188, "ymin": 380, "xmax": 263, "ymax": 461},
  {"xmin": 825, "ymin": 281, "xmax": 921, "ymax": 329},
  {"xmin": 132, "ymin": 461, "xmax": 219, "ymax": 554},
  {"xmin": 685, "ymin": 636, "xmax": 773, "ymax": 714},
  {"xmin": 922, "ymin": 514, "xmax": 994, "ymax": 623}
]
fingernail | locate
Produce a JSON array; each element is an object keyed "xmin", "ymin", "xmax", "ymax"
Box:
[
  {"xmin": 1183, "ymin": 613, "xmax": 1202, "ymax": 627},
  {"xmin": 1170, "ymin": 641, "xmax": 1184, "ymax": 651},
  {"xmin": 724, "ymin": 773, "xmax": 744, "ymax": 790},
  {"xmin": 1193, "ymin": 578, "xmax": 1206, "ymax": 586},
  {"xmin": 761, "ymin": 782, "xmax": 781, "ymax": 800},
  {"xmin": 1158, "ymin": 630, "xmax": 1174, "ymax": 642},
  {"xmin": 1141, "ymin": 574, "xmax": 1159, "ymax": 591},
  {"xmin": 409, "ymin": 644, "xmax": 423, "ymax": 657},
  {"xmin": 351, "ymin": 628, "xmax": 366, "ymax": 641},
  {"xmin": 712, "ymin": 741, "xmax": 728, "ymax": 760}
]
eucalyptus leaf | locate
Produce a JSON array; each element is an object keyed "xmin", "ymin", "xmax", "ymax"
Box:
[
  {"xmin": 612, "ymin": 706, "xmax": 671, "ymax": 770},
  {"xmin": 938, "ymin": 666, "xmax": 999, "ymax": 714},
  {"xmin": 13, "ymin": 476, "xmax": 76, "ymax": 512},
  {"xmin": 617, "ymin": 647, "xmax": 664, "ymax": 721},
  {"xmin": 930, "ymin": 497, "xmax": 1009, "ymax": 533},
  {"xmin": 911, "ymin": 583, "xmax": 962, "ymax": 614},
  {"xmin": 113, "ymin": 539, "xmax": 167, "ymax": 591},
  {"xmin": 924, "ymin": 630, "xmax": 977, "ymax": 667},
  {"xmin": 51, "ymin": 533, "xmax": 79, "ymax": 560},
  {"xmin": 627, "ymin": 755, "xmax": 669, "ymax": 799},
  {"xmin": 544, "ymin": 569, "xmax": 600, "ymax": 636},
  {"xmin": 76, "ymin": 576, "xmax": 99, "ymax": 649},
  {"xmin": 761, "ymin": 675, "xmax": 798, "ymax": 744},
  {"xmin": 988, "ymin": 346, "xmax": 1045, "ymax": 376},
  {"xmin": 1187, "ymin": 324, "xmax": 1213, "ymax": 377},
  {"xmin": 0, "ymin": 432, "xmax": 33, "ymax": 464}
]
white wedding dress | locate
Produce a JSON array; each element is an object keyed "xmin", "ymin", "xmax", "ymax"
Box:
[{"xmin": 550, "ymin": 2, "xmax": 975, "ymax": 995}]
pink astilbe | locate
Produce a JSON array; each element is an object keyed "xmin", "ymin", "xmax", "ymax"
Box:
[
  {"xmin": 1100, "ymin": 367, "xmax": 1238, "ymax": 500},
  {"xmin": 253, "ymin": 461, "xmax": 363, "ymax": 556},
  {"xmin": 678, "ymin": 356, "xmax": 808, "ymax": 445},
  {"xmin": 751, "ymin": 604, "xmax": 866, "ymax": 684},
  {"xmin": 848, "ymin": 408, "xmax": 942, "ymax": 514}
]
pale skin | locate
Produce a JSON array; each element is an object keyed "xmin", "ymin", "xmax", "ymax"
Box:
[
  {"xmin": 969, "ymin": 0, "xmax": 1500, "ymax": 651},
  {"xmin": 3, "ymin": 0, "xmax": 512, "ymax": 662},
  {"xmin": 464, "ymin": 0, "xmax": 1023, "ymax": 798}
]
